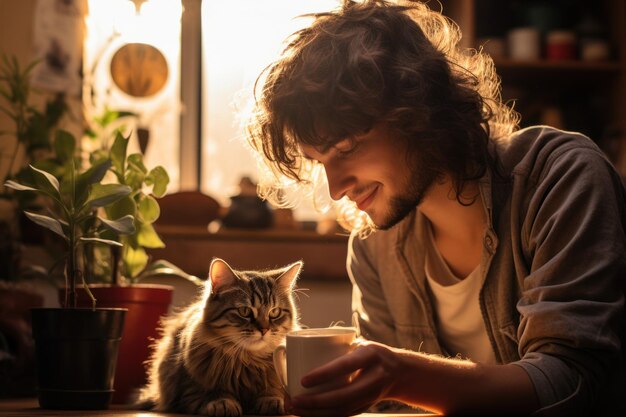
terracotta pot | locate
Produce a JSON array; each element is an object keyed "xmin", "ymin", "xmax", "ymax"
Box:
[{"xmin": 63, "ymin": 284, "xmax": 173, "ymax": 403}]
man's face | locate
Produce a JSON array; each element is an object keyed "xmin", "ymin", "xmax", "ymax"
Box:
[{"xmin": 299, "ymin": 123, "xmax": 440, "ymax": 230}]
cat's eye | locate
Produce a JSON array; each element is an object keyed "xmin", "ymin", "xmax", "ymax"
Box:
[
  {"xmin": 237, "ymin": 306, "xmax": 253, "ymax": 318},
  {"xmin": 269, "ymin": 307, "xmax": 281, "ymax": 319}
]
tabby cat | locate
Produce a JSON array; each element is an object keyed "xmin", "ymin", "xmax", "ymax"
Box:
[{"xmin": 137, "ymin": 258, "xmax": 302, "ymax": 416}]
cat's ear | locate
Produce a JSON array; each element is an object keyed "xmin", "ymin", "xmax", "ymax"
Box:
[
  {"xmin": 276, "ymin": 261, "xmax": 303, "ymax": 289},
  {"xmin": 208, "ymin": 258, "xmax": 238, "ymax": 293}
]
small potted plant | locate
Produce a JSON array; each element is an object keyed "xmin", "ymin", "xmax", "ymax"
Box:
[
  {"xmin": 0, "ymin": 54, "xmax": 67, "ymax": 397},
  {"xmin": 73, "ymin": 130, "xmax": 180, "ymax": 403},
  {"xmin": 4, "ymin": 132, "xmax": 136, "ymax": 409}
]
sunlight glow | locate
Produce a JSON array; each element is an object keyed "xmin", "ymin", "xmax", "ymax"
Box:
[
  {"xmin": 201, "ymin": 0, "xmax": 339, "ymax": 219},
  {"xmin": 84, "ymin": 0, "xmax": 182, "ymax": 190}
]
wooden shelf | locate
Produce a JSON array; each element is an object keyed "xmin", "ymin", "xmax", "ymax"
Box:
[
  {"xmin": 149, "ymin": 226, "xmax": 350, "ymax": 282},
  {"xmin": 154, "ymin": 224, "xmax": 349, "ymax": 243},
  {"xmin": 493, "ymin": 59, "xmax": 621, "ymax": 73},
  {"xmin": 438, "ymin": 0, "xmax": 626, "ymax": 175}
]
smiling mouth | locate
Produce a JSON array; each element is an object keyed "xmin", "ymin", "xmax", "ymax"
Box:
[{"xmin": 355, "ymin": 186, "xmax": 378, "ymax": 211}]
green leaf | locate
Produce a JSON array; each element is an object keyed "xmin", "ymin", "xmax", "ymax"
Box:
[
  {"xmin": 77, "ymin": 159, "xmax": 112, "ymax": 186},
  {"xmin": 110, "ymin": 132, "xmax": 129, "ymax": 176},
  {"xmin": 136, "ymin": 223, "xmax": 165, "ymax": 248},
  {"xmin": 87, "ymin": 183, "xmax": 131, "ymax": 208},
  {"xmin": 3, "ymin": 180, "xmax": 38, "ymax": 192},
  {"xmin": 53, "ymin": 130, "xmax": 76, "ymax": 163},
  {"xmin": 98, "ymin": 214, "xmax": 136, "ymax": 235},
  {"xmin": 24, "ymin": 211, "xmax": 66, "ymax": 239},
  {"xmin": 29, "ymin": 164, "xmax": 60, "ymax": 196},
  {"xmin": 123, "ymin": 245, "xmax": 149, "ymax": 278},
  {"xmin": 79, "ymin": 237, "xmax": 123, "ymax": 247},
  {"xmin": 145, "ymin": 166, "xmax": 169, "ymax": 197},
  {"xmin": 127, "ymin": 153, "xmax": 148, "ymax": 174},
  {"xmin": 138, "ymin": 194, "xmax": 160, "ymax": 223},
  {"xmin": 137, "ymin": 259, "xmax": 203, "ymax": 285},
  {"xmin": 105, "ymin": 195, "xmax": 136, "ymax": 220},
  {"xmin": 75, "ymin": 159, "xmax": 112, "ymax": 206}
]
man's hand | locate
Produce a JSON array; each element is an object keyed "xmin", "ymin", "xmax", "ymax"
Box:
[
  {"xmin": 285, "ymin": 338, "xmax": 538, "ymax": 416},
  {"xmin": 288, "ymin": 340, "xmax": 404, "ymax": 417}
]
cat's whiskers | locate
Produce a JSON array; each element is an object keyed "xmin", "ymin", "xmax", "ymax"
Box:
[{"xmin": 292, "ymin": 287, "xmax": 310, "ymax": 301}]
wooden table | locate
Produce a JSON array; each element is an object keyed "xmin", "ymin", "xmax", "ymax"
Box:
[{"xmin": 0, "ymin": 398, "xmax": 433, "ymax": 416}]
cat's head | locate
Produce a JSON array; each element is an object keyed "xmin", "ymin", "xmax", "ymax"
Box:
[{"xmin": 200, "ymin": 258, "xmax": 302, "ymax": 355}]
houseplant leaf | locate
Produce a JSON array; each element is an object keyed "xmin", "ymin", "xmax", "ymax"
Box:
[
  {"xmin": 105, "ymin": 195, "xmax": 136, "ymax": 220},
  {"xmin": 4, "ymin": 180, "xmax": 38, "ymax": 192},
  {"xmin": 53, "ymin": 130, "xmax": 76, "ymax": 163},
  {"xmin": 86, "ymin": 183, "xmax": 132, "ymax": 208},
  {"xmin": 23, "ymin": 211, "xmax": 66, "ymax": 240},
  {"xmin": 137, "ymin": 195, "xmax": 160, "ymax": 223},
  {"xmin": 98, "ymin": 214, "xmax": 136, "ymax": 234},
  {"xmin": 145, "ymin": 166, "xmax": 169, "ymax": 197},
  {"xmin": 110, "ymin": 132, "xmax": 128, "ymax": 175},
  {"xmin": 80, "ymin": 237, "xmax": 123, "ymax": 246},
  {"xmin": 124, "ymin": 154, "xmax": 147, "ymax": 190},
  {"xmin": 30, "ymin": 164, "xmax": 60, "ymax": 197},
  {"xmin": 136, "ymin": 223, "xmax": 165, "ymax": 248},
  {"xmin": 75, "ymin": 159, "xmax": 112, "ymax": 206},
  {"xmin": 123, "ymin": 245, "xmax": 149, "ymax": 278}
]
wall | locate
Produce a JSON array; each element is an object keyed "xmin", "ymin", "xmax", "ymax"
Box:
[
  {"xmin": 0, "ymin": 0, "xmax": 36, "ymax": 182},
  {"xmin": 0, "ymin": 0, "xmax": 83, "ymax": 187}
]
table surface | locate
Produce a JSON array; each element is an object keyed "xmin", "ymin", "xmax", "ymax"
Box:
[{"xmin": 0, "ymin": 398, "xmax": 435, "ymax": 417}]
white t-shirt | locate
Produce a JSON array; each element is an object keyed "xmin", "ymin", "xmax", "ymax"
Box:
[{"xmin": 424, "ymin": 225, "xmax": 497, "ymax": 364}]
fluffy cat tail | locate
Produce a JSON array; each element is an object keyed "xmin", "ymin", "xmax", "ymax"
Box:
[
  {"xmin": 127, "ymin": 388, "xmax": 157, "ymax": 410},
  {"xmin": 130, "ymin": 398, "xmax": 157, "ymax": 410}
]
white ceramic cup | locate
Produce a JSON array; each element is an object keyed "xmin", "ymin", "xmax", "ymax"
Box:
[
  {"xmin": 273, "ymin": 327, "xmax": 357, "ymax": 397},
  {"xmin": 507, "ymin": 27, "xmax": 541, "ymax": 60}
]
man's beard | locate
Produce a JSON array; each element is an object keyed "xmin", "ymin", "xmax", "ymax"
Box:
[{"xmin": 375, "ymin": 158, "xmax": 440, "ymax": 231}]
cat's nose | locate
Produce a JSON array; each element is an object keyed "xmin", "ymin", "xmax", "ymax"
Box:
[{"xmin": 260, "ymin": 328, "xmax": 269, "ymax": 336}]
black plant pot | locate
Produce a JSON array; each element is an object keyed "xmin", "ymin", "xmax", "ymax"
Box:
[{"xmin": 31, "ymin": 308, "xmax": 126, "ymax": 410}]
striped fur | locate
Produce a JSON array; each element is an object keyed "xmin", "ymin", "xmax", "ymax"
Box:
[{"xmin": 138, "ymin": 258, "xmax": 302, "ymax": 416}]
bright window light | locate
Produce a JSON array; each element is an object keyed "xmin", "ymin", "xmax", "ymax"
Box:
[
  {"xmin": 201, "ymin": 0, "xmax": 339, "ymax": 220},
  {"xmin": 84, "ymin": 0, "xmax": 182, "ymax": 191}
]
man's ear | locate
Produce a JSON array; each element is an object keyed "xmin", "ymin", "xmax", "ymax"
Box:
[
  {"xmin": 276, "ymin": 261, "xmax": 303, "ymax": 290},
  {"xmin": 208, "ymin": 258, "xmax": 238, "ymax": 294}
]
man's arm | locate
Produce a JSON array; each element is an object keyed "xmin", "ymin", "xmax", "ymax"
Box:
[
  {"xmin": 290, "ymin": 340, "xmax": 539, "ymax": 416},
  {"xmin": 511, "ymin": 138, "xmax": 626, "ymax": 414},
  {"xmin": 347, "ymin": 232, "xmax": 398, "ymax": 346}
]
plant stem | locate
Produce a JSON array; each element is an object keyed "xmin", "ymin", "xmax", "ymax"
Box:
[
  {"xmin": 67, "ymin": 218, "xmax": 76, "ymax": 308},
  {"xmin": 111, "ymin": 244, "xmax": 120, "ymax": 286}
]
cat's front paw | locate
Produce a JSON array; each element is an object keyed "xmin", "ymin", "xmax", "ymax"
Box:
[
  {"xmin": 251, "ymin": 396, "xmax": 285, "ymax": 415},
  {"xmin": 204, "ymin": 398, "xmax": 243, "ymax": 417}
]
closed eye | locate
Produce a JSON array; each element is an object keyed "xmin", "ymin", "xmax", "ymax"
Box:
[{"xmin": 333, "ymin": 138, "xmax": 359, "ymax": 157}]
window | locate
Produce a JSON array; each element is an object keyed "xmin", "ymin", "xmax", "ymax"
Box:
[
  {"xmin": 200, "ymin": 0, "xmax": 337, "ymax": 220},
  {"xmin": 85, "ymin": 0, "xmax": 183, "ymax": 190},
  {"xmin": 85, "ymin": 0, "xmax": 338, "ymax": 220}
]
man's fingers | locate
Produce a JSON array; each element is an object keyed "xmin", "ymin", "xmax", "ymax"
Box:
[
  {"xmin": 301, "ymin": 345, "xmax": 378, "ymax": 387},
  {"xmin": 293, "ymin": 365, "xmax": 382, "ymax": 409}
]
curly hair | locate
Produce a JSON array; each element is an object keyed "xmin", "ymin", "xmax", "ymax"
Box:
[{"xmin": 246, "ymin": 0, "xmax": 519, "ymax": 234}]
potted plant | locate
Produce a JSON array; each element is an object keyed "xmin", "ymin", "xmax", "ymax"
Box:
[
  {"xmin": 0, "ymin": 54, "xmax": 67, "ymax": 397},
  {"xmin": 4, "ymin": 136, "xmax": 136, "ymax": 409},
  {"xmin": 73, "ymin": 130, "xmax": 178, "ymax": 403}
]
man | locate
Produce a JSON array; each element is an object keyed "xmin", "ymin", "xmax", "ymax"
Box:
[{"xmin": 246, "ymin": 1, "xmax": 626, "ymax": 415}]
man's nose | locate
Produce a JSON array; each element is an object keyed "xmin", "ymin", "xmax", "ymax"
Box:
[{"xmin": 324, "ymin": 162, "xmax": 353, "ymax": 201}]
